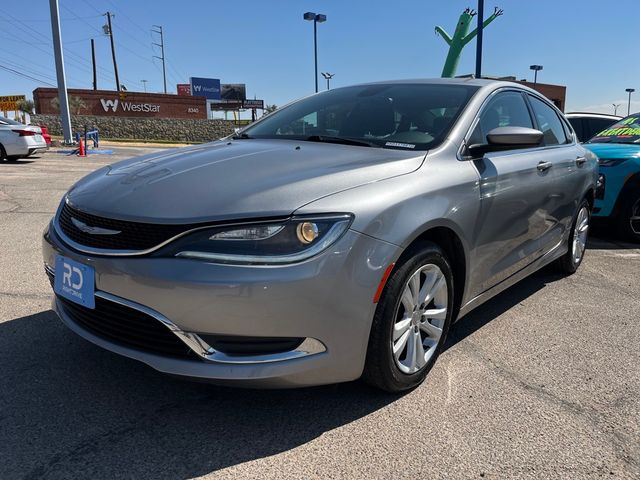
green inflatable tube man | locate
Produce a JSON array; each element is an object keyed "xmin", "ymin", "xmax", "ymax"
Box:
[{"xmin": 435, "ymin": 7, "xmax": 503, "ymax": 78}]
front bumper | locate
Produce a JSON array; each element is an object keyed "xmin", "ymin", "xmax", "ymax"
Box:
[{"xmin": 43, "ymin": 221, "xmax": 400, "ymax": 387}]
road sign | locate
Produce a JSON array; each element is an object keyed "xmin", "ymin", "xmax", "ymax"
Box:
[{"xmin": 0, "ymin": 95, "xmax": 26, "ymax": 112}]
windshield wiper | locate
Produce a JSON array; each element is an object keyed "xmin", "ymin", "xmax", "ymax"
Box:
[
  {"xmin": 304, "ymin": 135, "xmax": 375, "ymax": 148},
  {"xmin": 232, "ymin": 132, "xmax": 252, "ymax": 139}
]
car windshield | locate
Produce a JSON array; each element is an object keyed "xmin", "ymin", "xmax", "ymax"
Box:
[
  {"xmin": 241, "ymin": 83, "xmax": 480, "ymax": 150},
  {"xmin": 588, "ymin": 114, "xmax": 640, "ymax": 144},
  {"xmin": 0, "ymin": 116, "xmax": 22, "ymax": 126}
]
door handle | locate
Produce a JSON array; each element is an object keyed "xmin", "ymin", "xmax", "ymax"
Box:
[
  {"xmin": 537, "ymin": 161, "xmax": 553, "ymax": 172},
  {"xmin": 576, "ymin": 156, "xmax": 587, "ymax": 166}
]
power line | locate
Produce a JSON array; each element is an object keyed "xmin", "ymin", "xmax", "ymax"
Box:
[{"xmin": 0, "ymin": 64, "xmax": 56, "ymax": 87}]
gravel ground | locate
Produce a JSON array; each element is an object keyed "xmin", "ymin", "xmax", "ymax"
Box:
[{"xmin": 1, "ymin": 150, "xmax": 638, "ymax": 479}]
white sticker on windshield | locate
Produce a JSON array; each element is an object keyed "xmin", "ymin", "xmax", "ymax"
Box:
[{"xmin": 385, "ymin": 142, "xmax": 416, "ymax": 149}]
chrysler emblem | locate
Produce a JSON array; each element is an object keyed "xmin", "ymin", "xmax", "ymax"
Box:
[{"xmin": 71, "ymin": 217, "xmax": 121, "ymax": 235}]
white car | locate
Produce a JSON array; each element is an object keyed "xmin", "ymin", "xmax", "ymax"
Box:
[{"xmin": 0, "ymin": 116, "xmax": 48, "ymax": 161}]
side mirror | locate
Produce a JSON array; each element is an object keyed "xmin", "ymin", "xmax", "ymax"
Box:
[{"xmin": 467, "ymin": 126, "xmax": 544, "ymax": 157}]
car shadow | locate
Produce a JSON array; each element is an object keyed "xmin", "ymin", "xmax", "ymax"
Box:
[
  {"xmin": 445, "ymin": 268, "xmax": 563, "ymax": 351},
  {"xmin": 587, "ymin": 226, "xmax": 639, "ymax": 250},
  {"xmin": 0, "ymin": 310, "xmax": 397, "ymax": 479},
  {"xmin": 1, "ymin": 159, "xmax": 35, "ymax": 165}
]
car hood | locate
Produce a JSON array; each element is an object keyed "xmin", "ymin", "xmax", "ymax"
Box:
[
  {"xmin": 584, "ymin": 143, "xmax": 640, "ymax": 160},
  {"xmin": 66, "ymin": 139, "xmax": 425, "ymax": 223}
]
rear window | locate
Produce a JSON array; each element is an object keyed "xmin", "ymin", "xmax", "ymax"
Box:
[
  {"xmin": 0, "ymin": 116, "xmax": 22, "ymax": 126},
  {"xmin": 589, "ymin": 115, "xmax": 640, "ymax": 144}
]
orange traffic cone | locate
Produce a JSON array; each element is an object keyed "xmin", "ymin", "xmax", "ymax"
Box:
[{"xmin": 78, "ymin": 138, "xmax": 86, "ymax": 157}]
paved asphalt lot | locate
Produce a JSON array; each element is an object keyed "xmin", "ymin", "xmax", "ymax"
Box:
[{"xmin": 1, "ymin": 149, "xmax": 639, "ymax": 479}]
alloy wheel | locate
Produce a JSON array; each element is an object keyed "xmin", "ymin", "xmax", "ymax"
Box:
[
  {"xmin": 392, "ymin": 264, "xmax": 448, "ymax": 374},
  {"xmin": 572, "ymin": 206, "xmax": 589, "ymax": 264},
  {"xmin": 630, "ymin": 198, "xmax": 640, "ymax": 236}
]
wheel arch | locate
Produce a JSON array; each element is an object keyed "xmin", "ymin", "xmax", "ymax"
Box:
[
  {"xmin": 611, "ymin": 171, "xmax": 640, "ymax": 219},
  {"xmin": 398, "ymin": 223, "xmax": 468, "ymax": 322}
]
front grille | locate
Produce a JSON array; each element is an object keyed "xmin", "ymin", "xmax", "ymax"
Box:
[
  {"xmin": 57, "ymin": 202, "xmax": 199, "ymax": 251},
  {"xmin": 57, "ymin": 294, "xmax": 199, "ymax": 360}
]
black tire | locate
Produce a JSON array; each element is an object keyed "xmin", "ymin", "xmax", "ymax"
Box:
[
  {"xmin": 5, "ymin": 156, "xmax": 20, "ymax": 162},
  {"xmin": 616, "ymin": 191, "xmax": 640, "ymax": 243},
  {"xmin": 363, "ymin": 241, "xmax": 454, "ymax": 393},
  {"xmin": 555, "ymin": 199, "xmax": 590, "ymax": 274},
  {"xmin": 0, "ymin": 144, "xmax": 6, "ymax": 161}
]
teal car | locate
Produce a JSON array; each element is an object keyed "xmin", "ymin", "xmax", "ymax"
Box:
[{"xmin": 584, "ymin": 113, "xmax": 640, "ymax": 242}]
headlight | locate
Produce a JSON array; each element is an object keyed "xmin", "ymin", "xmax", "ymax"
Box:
[
  {"xmin": 598, "ymin": 158, "xmax": 627, "ymax": 167},
  {"xmin": 168, "ymin": 214, "xmax": 353, "ymax": 265}
]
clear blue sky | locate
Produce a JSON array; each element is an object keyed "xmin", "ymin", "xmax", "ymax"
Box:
[{"xmin": 1, "ymin": 0, "xmax": 638, "ymax": 114}]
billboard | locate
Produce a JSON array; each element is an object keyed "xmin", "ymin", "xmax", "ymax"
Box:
[
  {"xmin": 243, "ymin": 99, "xmax": 264, "ymax": 109},
  {"xmin": 190, "ymin": 77, "xmax": 220, "ymax": 100},
  {"xmin": 0, "ymin": 94, "xmax": 26, "ymax": 112},
  {"xmin": 176, "ymin": 84, "xmax": 191, "ymax": 96},
  {"xmin": 221, "ymin": 84, "xmax": 246, "ymax": 101}
]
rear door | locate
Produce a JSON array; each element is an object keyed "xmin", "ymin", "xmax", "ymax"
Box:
[
  {"xmin": 527, "ymin": 95, "xmax": 585, "ymax": 241},
  {"xmin": 467, "ymin": 90, "xmax": 558, "ymax": 296}
]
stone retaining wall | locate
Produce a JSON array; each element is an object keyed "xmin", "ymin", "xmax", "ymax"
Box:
[{"xmin": 30, "ymin": 114, "xmax": 238, "ymax": 143}]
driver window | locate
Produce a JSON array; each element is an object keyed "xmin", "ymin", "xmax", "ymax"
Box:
[{"xmin": 469, "ymin": 92, "xmax": 533, "ymax": 146}]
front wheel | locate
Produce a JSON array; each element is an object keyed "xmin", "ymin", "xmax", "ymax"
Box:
[
  {"xmin": 617, "ymin": 192, "xmax": 640, "ymax": 243},
  {"xmin": 363, "ymin": 242, "xmax": 454, "ymax": 393},
  {"xmin": 555, "ymin": 199, "xmax": 590, "ymax": 274}
]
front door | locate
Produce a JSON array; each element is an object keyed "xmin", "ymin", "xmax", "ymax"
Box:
[{"xmin": 467, "ymin": 90, "xmax": 558, "ymax": 296}]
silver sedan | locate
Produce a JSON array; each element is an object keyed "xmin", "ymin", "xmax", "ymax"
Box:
[{"xmin": 43, "ymin": 79, "xmax": 597, "ymax": 391}]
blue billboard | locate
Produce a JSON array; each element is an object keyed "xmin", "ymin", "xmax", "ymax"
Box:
[{"xmin": 189, "ymin": 77, "xmax": 221, "ymax": 100}]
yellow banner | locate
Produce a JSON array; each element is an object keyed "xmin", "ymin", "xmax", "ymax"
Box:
[{"xmin": 0, "ymin": 95, "xmax": 26, "ymax": 111}]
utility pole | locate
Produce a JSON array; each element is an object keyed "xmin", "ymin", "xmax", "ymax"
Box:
[
  {"xmin": 613, "ymin": 103, "xmax": 620, "ymax": 116},
  {"xmin": 103, "ymin": 12, "xmax": 120, "ymax": 91},
  {"xmin": 141, "ymin": 79, "xmax": 148, "ymax": 93},
  {"xmin": 90, "ymin": 38, "xmax": 97, "ymax": 90},
  {"xmin": 152, "ymin": 25, "xmax": 167, "ymax": 94},
  {"xmin": 475, "ymin": 0, "xmax": 484, "ymax": 78},
  {"xmin": 49, "ymin": 0, "xmax": 72, "ymax": 144}
]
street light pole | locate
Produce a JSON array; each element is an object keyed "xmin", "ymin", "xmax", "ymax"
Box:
[
  {"xmin": 321, "ymin": 72, "xmax": 335, "ymax": 90},
  {"xmin": 141, "ymin": 80, "xmax": 148, "ymax": 93},
  {"xmin": 530, "ymin": 64, "xmax": 543, "ymax": 88},
  {"xmin": 49, "ymin": 0, "xmax": 72, "ymax": 144},
  {"xmin": 613, "ymin": 103, "xmax": 620, "ymax": 116},
  {"xmin": 304, "ymin": 12, "xmax": 326, "ymax": 93},
  {"xmin": 625, "ymin": 88, "xmax": 635, "ymax": 116},
  {"xmin": 475, "ymin": 0, "xmax": 484, "ymax": 78}
]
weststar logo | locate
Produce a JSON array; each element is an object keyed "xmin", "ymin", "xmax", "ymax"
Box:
[
  {"xmin": 192, "ymin": 85, "xmax": 202, "ymax": 92},
  {"xmin": 99, "ymin": 98, "xmax": 160, "ymax": 114},
  {"xmin": 100, "ymin": 98, "xmax": 119, "ymax": 112}
]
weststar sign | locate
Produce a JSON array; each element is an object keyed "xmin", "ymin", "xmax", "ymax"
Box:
[
  {"xmin": 100, "ymin": 98, "xmax": 161, "ymax": 113},
  {"xmin": 33, "ymin": 88, "xmax": 206, "ymax": 119}
]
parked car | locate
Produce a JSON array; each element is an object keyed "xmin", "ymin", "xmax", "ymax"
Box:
[
  {"xmin": 583, "ymin": 113, "xmax": 640, "ymax": 241},
  {"xmin": 0, "ymin": 116, "xmax": 48, "ymax": 161},
  {"xmin": 565, "ymin": 112, "xmax": 620, "ymax": 143},
  {"xmin": 43, "ymin": 79, "xmax": 598, "ymax": 392}
]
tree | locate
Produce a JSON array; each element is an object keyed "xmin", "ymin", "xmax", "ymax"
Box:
[
  {"xmin": 16, "ymin": 99, "xmax": 34, "ymax": 115},
  {"xmin": 49, "ymin": 96, "xmax": 87, "ymax": 115},
  {"xmin": 262, "ymin": 104, "xmax": 277, "ymax": 116}
]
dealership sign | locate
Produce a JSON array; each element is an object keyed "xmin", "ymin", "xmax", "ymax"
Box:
[
  {"xmin": 100, "ymin": 98, "xmax": 160, "ymax": 113},
  {"xmin": 177, "ymin": 84, "xmax": 191, "ymax": 96},
  {"xmin": 33, "ymin": 88, "xmax": 207, "ymax": 119},
  {"xmin": 0, "ymin": 94, "xmax": 26, "ymax": 111},
  {"xmin": 190, "ymin": 77, "xmax": 221, "ymax": 100}
]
